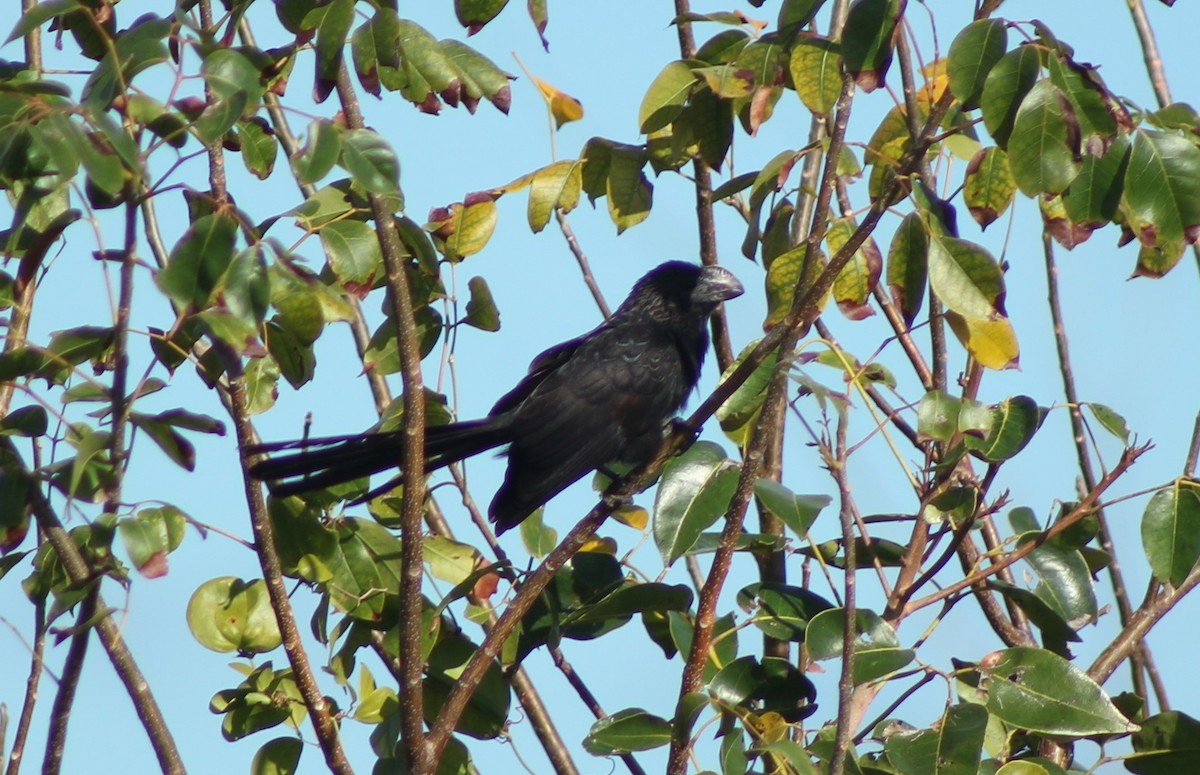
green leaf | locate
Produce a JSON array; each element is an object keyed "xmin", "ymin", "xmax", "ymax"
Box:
[
  {"xmin": 965, "ymin": 146, "xmax": 1016, "ymax": 229},
  {"xmin": 583, "ymin": 708, "xmax": 672, "ymax": 755},
  {"xmin": 1017, "ymin": 530, "xmax": 1098, "ymax": 627},
  {"xmin": 1061, "ymin": 132, "xmax": 1130, "ymax": 233},
  {"xmin": 565, "ymin": 583, "xmax": 692, "ymax": 627},
  {"xmin": 6, "ymin": 0, "xmax": 80, "ymax": 45},
  {"xmin": 186, "ymin": 577, "xmax": 282, "ymax": 654},
  {"xmin": 464, "ymin": 276, "xmax": 500, "ymax": 331},
  {"xmin": 1142, "ymin": 480, "xmax": 1200, "ymax": 587},
  {"xmin": 736, "ymin": 581, "xmax": 832, "ymax": 642},
  {"xmin": 1085, "ymin": 402, "xmax": 1130, "ymax": 443},
  {"xmin": 987, "ymin": 580, "xmax": 1081, "ymax": 656},
  {"xmin": 1047, "ymin": 53, "xmax": 1119, "ymax": 147},
  {"xmin": 827, "ymin": 216, "xmax": 882, "ymax": 320},
  {"xmin": 669, "ymin": 610, "xmax": 738, "ymax": 682},
  {"xmin": 339, "ymin": 129, "xmax": 400, "ymax": 195},
  {"xmin": 197, "ymin": 48, "xmax": 264, "ymax": 142},
  {"xmin": 118, "ymin": 505, "xmax": 186, "ymax": 578},
  {"xmin": 841, "ymin": 0, "xmax": 902, "ymax": 92},
  {"xmin": 130, "ymin": 412, "xmax": 196, "ymax": 471},
  {"xmin": 715, "ymin": 340, "xmax": 777, "ymax": 446},
  {"xmin": 396, "ymin": 20, "xmax": 460, "ymax": 103},
  {"xmin": 806, "ymin": 608, "xmax": 914, "ymax": 684},
  {"xmin": 436, "ymin": 199, "xmax": 498, "ymax": 262},
  {"xmin": 363, "ymin": 307, "xmax": 442, "ymax": 374},
  {"xmin": 653, "ymin": 441, "xmax": 739, "ymax": 565},
  {"xmin": 243, "ymin": 355, "xmax": 280, "ymax": 415},
  {"xmin": 293, "ymin": 120, "xmax": 341, "ymax": 185},
  {"xmin": 157, "ymin": 214, "xmax": 239, "ymax": 309},
  {"xmin": 319, "ymin": 220, "xmax": 383, "ymax": 288},
  {"xmin": 789, "ymin": 37, "xmax": 842, "ymax": 114},
  {"xmin": 639, "ymin": 60, "xmax": 696, "ymax": 134},
  {"xmin": 947, "ymin": 19, "xmax": 1007, "ymax": 110},
  {"xmin": 886, "ymin": 211, "xmax": 928, "ymax": 326},
  {"xmin": 708, "ymin": 656, "xmax": 816, "ymax": 722},
  {"xmin": 916, "ymin": 390, "xmax": 962, "ymax": 441},
  {"xmin": 606, "ymin": 144, "xmax": 652, "ymax": 233},
  {"xmin": 885, "ymin": 703, "xmax": 989, "ymax": 775},
  {"xmin": 778, "ymin": 0, "xmax": 826, "ymax": 33},
  {"xmin": 0, "ymin": 405, "xmax": 48, "ymax": 437},
  {"xmin": 424, "ymin": 630, "xmax": 510, "ymax": 739},
  {"xmin": 1129, "ymin": 711, "xmax": 1200, "ymax": 773},
  {"xmin": 310, "ymin": 0, "xmax": 354, "ymax": 101},
  {"xmin": 965, "ymin": 395, "xmax": 1042, "ymax": 462},
  {"xmin": 518, "ymin": 508, "xmax": 556, "ymax": 557},
  {"xmin": 753, "ymin": 478, "xmax": 830, "ymax": 537},
  {"xmin": 980, "ymin": 647, "xmax": 1138, "ymax": 736},
  {"xmin": 440, "ymin": 39, "xmax": 513, "ymax": 113},
  {"xmin": 927, "ymin": 233, "xmax": 1005, "ymax": 321},
  {"xmin": 237, "ymin": 118, "xmax": 278, "ymax": 180},
  {"xmin": 1008, "ymin": 79, "xmax": 1080, "ymax": 196},
  {"xmin": 424, "ymin": 536, "xmax": 481, "ymax": 587},
  {"xmin": 525, "ymin": 159, "xmax": 582, "ymax": 233},
  {"xmin": 981, "ymin": 45, "xmax": 1041, "ymax": 149},
  {"xmin": 251, "ymin": 737, "xmax": 303, "ymax": 775},
  {"xmin": 1124, "ymin": 129, "xmax": 1200, "ymax": 276},
  {"xmin": 455, "ymin": 0, "xmax": 509, "ymax": 33}
]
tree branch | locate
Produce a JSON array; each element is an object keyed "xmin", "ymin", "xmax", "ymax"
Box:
[{"xmin": 334, "ymin": 64, "xmax": 429, "ymax": 773}]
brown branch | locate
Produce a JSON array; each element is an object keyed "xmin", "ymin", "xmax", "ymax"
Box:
[
  {"xmin": 905, "ymin": 443, "xmax": 1149, "ymax": 615},
  {"xmin": 669, "ymin": 64, "xmax": 862, "ymax": 772},
  {"xmin": 426, "ymin": 501, "xmax": 612, "ymax": 762},
  {"xmin": 828, "ymin": 413, "xmax": 858, "ymax": 775},
  {"xmin": 555, "ymin": 211, "xmax": 611, "ymax": 319},
  {"xmin": 1126, "ymin": 0, "xmax": 1172, "ymax": 108},
  {"xmin": 424, "ymin": 498, "xmax": 578, "ymax": 774},
  {"xmin": 672, "ymin": 0, "xmax": 733, "ymax": 371},
  {"xmin": 200, "ymin": 8, "xmax": 350, "ymax": 766},
  {"xmin": 229, "ymin": 380, "xmax": 352, "ymax": 774},
  {"xmin": 4, "ymin": 589, "xmax": 45, "ymax": 775},
  {"xmin": 8, "ymin": 444, "xmax": 184, "ymax": 773},
  {"xmin": 334, "ymin": 66, "xmax": 429, "ymax": 772},
  {"xmin": 548, "ymin": 646, "xmax": 645, "ymax": 775},
  {"xmin": 42, "ymin": 589, "xmax": 97, "ymax": 775},
  {"xmin": 1043, "ymin": 231, "xmax": 1154, "ymax": 700},
  {"xmin": 1089, "ymin": 566, "xmax": 1200, "ymax": 685}
]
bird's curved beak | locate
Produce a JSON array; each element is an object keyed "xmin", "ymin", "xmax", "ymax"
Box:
[{"xmin": 697, "ymin": 265, "xmax": 745, "ymax": 303}]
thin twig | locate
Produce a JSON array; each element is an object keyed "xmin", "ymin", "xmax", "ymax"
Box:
[
  {"xmin": 1043, "ymin": 231, "xmax": 1153, "ymax": 701},
  {"xmin": 555, "ymin": 211, "xmax": 611, "ymax": 319},
  {"xmin": 8, "ymin": 441, "xmax": 185, "ymax": 773},
  {"xmin": 549, "ymin": 646, "xmax": 645, "ymax": 775},
  {"xmin": 829, "ymin": 412, "xmax": 858, "ymax": 775},
  {"xmin": 4, "ymin": 590, "xmax": 45, "ymax": 775},
  {"xmin": 1125, "ymin": 0, "xmax": 1172, "ymax": 108},
  {"xmin": 906, "ymin": 443, "xmax": 1149, "ymax": 614}
]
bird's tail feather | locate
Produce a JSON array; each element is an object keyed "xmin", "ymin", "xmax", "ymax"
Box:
[{"xmin": 247, "ymin": 418, "xmax": 511, "ymax": 498}]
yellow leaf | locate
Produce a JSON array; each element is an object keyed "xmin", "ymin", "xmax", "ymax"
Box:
[
  {"xmin": 579, "ymin": 536, "xmax": 618, "ymax": 555},
  {"xmin": 529, "ymin": 71, "xmax": 584, "ymax": 128},
  {"xmin": 946, "ymin": 311, "xmax": 1020, "ymax": 370},
  {"xmin": 612, "ymin": 505, "xmax": 648, "ymax": 531}
]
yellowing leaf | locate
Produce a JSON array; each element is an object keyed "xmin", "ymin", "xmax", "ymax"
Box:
[
  {"xmin": 529, "ymin": 71, "xmax": 584, "ymax": 128},
  {"xmin": 579, "ymin": 536, "xmax": 618, "ymax": 555},
  {"xmin": 946, "ymin": 311, "xmax": 1020, "ymax": 370},
  {"xmin": 612, "ymin": 505, "xmax": 649, "ymax": 531}
]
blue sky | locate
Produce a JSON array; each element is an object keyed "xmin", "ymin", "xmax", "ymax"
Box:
[{"xmin": 3, "ymin": 1, "xmax": 1200, "ymax": 773}]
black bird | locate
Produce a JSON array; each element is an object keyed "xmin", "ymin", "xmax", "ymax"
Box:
[{"xmin": 248, "ymin": 261, "xmax": 743, "ymax": 533}]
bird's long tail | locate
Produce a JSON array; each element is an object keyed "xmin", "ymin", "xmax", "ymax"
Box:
[{"xmin": 246, "ymin": 418, "xmax": 511, "ymax": 498}]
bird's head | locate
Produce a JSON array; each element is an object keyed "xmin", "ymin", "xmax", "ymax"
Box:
[{"xmin": 627, "ymin": 261, "xmax": 744, "ymax": 320}]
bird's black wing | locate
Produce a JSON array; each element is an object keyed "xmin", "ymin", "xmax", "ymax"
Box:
[{"xmin": 489, "ymin": 321, "xmax": 691, "ymax": 530}]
